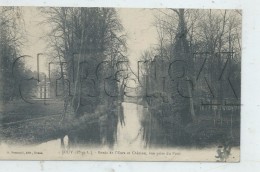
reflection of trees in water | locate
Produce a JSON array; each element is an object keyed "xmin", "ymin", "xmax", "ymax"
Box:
[
  {"xmin": 66, "ymin": 101, "xmax": 125, "ymax": 148},
  {"xmin": 141, "ymin": 100, "xmax": 185, "ymax": 147},
  {"xmin": 141, "ymin": 97, "xmax": 240, "ymax": 148}
]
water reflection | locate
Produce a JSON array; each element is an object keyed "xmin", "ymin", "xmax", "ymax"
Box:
[
  {"xmin": 51, "ymin": 102, "xmax": 145, "ymax": 149},
  {"xmin": 116, "ymin": 102, "xmax": 144, "ymax": 148},
  {"xmin": 31, "ymin": 101, "xmax": 239, "ymax": 162}
]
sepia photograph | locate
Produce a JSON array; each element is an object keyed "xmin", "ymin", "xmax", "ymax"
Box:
[{"xmin": 0, "ymin": 7, "xmax": 241, "ymax": 162}]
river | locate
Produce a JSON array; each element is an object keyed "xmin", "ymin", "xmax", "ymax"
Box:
[{"xmin": 31, "ymin": 102, "xmax": 239, "ymax": 162}]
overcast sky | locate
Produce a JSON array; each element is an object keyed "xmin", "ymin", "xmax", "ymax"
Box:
[{"xmin": 21, "ymin": 7, "xmax": 157, "ymax": 74}]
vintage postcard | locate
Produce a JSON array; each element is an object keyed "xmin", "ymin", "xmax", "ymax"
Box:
[{"xmin": 0, "ymin": 7, "xmax": 241, "ymax": 161}]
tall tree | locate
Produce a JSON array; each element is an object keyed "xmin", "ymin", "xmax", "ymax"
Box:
[
  {"xmin": 140, "ymin": 9, "xmax": 241, "ymax": 146},
  {"xmin": 0, "ymin": 7, "xmax": 27, "ymax": 103},
  {"xmin": 41, "ymin": 7, "xmax": 127, "ymax": 146}
]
